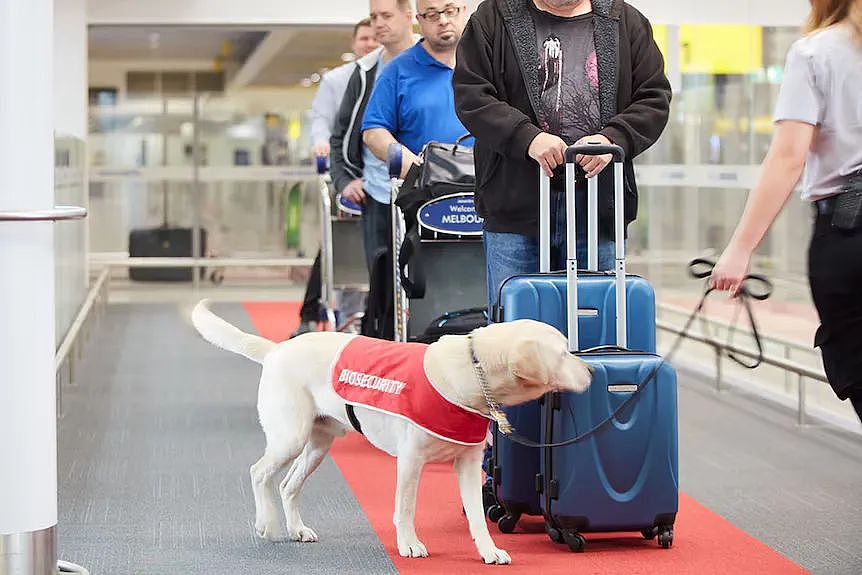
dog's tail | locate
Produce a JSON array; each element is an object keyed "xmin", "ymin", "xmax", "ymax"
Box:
[{"xmin": 191, "ymin": 299, "xmax": 276, "ymax": 364}]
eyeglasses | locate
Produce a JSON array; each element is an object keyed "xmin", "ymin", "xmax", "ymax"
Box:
[{"xmin": 418, "ymin": 4, "xmax": 462, "ymax": 23}]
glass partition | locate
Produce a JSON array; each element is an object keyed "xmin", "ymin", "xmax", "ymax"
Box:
[
  {"xmin": 88, "ymin": 92, "xmax": 321, "ymax": 292},
  {"xmin": 55, "ymin": 136, "xmax": 88, "ymax": 345},
  {"xmin": 632, "ymin": 23, "xmax": 854, "ymax": 421}
]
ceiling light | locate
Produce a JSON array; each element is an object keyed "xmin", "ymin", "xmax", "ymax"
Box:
[
  {"xmin": 300, "ymin": 78, "xmax": 313, "ymax": 88},
  {"xmin": 310, "ymin": 73, "xmax": 321, "ymax": 83},
  {"xmin": 341, "ymin": 52, "xmax": 356, "ymax": 62}
]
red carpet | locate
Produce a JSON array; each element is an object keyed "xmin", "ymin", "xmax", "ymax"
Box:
[
  {"xmin": 242, "ymin": 301, "xmax": 303, "ymax": 342},
  {"xmin": 244, "ymin": 301, "xmax": 809, "ymax": 575}
]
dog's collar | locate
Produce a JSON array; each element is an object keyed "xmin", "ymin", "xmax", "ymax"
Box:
[{"xmin": 468, "ymin": 335, "xmax": 513, "ymax": 435}]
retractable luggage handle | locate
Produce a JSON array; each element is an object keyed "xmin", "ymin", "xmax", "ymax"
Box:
[{"xmin": 538, "ymin": 142, "xmax": 627, "ymax": 352}]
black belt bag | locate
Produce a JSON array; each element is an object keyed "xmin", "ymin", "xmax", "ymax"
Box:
[{"xmin": 816, "ymin": 173, "xmax": 862, "ymax": 232}]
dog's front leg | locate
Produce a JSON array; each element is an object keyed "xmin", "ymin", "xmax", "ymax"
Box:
[
  {"xmin": 454, "ymin": 448, "xmax": 511, "ymax": 565},
  {"xmin": 393, "ymin": 453, "xmax": 428, "ymax": 558}
]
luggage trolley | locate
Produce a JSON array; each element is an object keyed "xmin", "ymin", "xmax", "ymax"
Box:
[
  {"xmin": 387, "ymin": 144, "xmax": 487, "ymax": 342},
  {"xmin": 388, "ymin": 145, "xmax": 410, "ymax": 342},
  {"xmin": 317, "ymin": 157, "xmax": 368, "ymax": 332}
]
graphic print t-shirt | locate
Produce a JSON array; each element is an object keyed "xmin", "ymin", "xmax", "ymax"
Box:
[{"xmin": 530, "ymin": 6, "xmax": 601, "ymax": 145}]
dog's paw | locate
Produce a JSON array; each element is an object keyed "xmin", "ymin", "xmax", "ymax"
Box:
[
  {"xmin": 398, "ymin": 538, "xmax": 429, "ymax": 558},
  {"xmin": 255, "ymin": 522, "xmax": 288, "ymax": 542},
  {"xmin": 289, "ymin": 526, "xmax": 319, "ymax": 543},
  {"xmin": 479, "ymin": 546, "xmax": 511, "ymax": 565}
]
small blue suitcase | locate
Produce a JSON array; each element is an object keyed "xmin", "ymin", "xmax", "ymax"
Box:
[
  {"xmin": 541, "ymin": 350, "xmax": 678, "ymax": 551},
  {"xmin": 489, "ymin": 145, "xmax": 656, "ymax": 533}
]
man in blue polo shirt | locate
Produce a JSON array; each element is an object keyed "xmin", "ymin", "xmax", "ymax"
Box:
[{"xmin": 361, "ymin": 1, "xmax": 470, "ymax": 270}]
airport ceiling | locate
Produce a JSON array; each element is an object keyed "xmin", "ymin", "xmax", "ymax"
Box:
[{"xmin": 89, "ymin": 26, "xmax": 356, "ymax": 88}]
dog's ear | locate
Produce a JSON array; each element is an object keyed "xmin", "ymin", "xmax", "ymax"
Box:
[{"xmin": 509, "ymin": 339, "xmax": 549, "ymax": 386}]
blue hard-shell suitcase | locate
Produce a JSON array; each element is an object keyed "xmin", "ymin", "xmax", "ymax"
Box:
[
  {"xmin": 496, "ymin": 272, "xmax": 656, "ymax": 352},
  {"xmin": 541, "ymin": 349, "xmax": 678, "ymax": 550},
  {"xmin": 490, "ymin": 144, "xmax": 656, "ymax": 532},
  {"xmin": 491, "ymin": 273, "xmax": 656, "ymax": 530}
]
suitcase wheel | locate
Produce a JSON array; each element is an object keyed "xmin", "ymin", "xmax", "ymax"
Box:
[
  {"xmin": 657, "ymin": 527, "xmax": 673, "ymax": 549},
  {"xmin": 486, "ymin": 505, "xmax": 506, "ymax": 523},
  {"xmin": 545, "ymin": 522, "xmax": 564, "ymax": 544},
  {"xmin": 641, "ymin": 527, "xmax": 657, "ymax": 540},
  {"xmin": 482, "ymin": 481, "xmax": 498, "ymax": 513},
  {"xmin": 561, "ymin": 530, "xmax": 586, "ymax": 553},
  {"xmin": 496, "ymin": 513, "xmax": 518, "ymax": 534}
]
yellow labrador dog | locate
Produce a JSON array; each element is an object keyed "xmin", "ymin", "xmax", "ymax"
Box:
[{"xmin": 191, "ymin": 300, "xmax": 592, "ymax": 564}]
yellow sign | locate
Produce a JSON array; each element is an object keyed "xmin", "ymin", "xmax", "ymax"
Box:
[
  {"xmin": 679, "ymin": 25, "xmax": 763, "ymax": 74},
  {"xmin": 651, "ymin": 24, "xmax": 764, "ymax": 74},
  {"xmin": 288, "ymin": 113, "xmax": 302, "ymax": 140}
]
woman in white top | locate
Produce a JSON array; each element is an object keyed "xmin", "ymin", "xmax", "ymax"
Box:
[{"xmin": 712, "ymin": 0, "xmax": 862, "ymax": 422}]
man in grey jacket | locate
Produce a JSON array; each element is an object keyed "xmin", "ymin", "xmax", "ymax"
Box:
[
  {"xmin": 310, "ymin": 19, "xmax": 379, "ymax": 159},
  {"xmin": 330, "ymin": 0, "xmax": 417, "ymax": 272}
]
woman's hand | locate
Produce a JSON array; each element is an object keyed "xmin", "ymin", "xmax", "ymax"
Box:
[{"xmin": 710, "ymin": 245, "xmax": 753, "ymax": 297}]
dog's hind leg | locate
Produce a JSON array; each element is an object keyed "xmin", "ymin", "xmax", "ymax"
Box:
[
  {"xmin": 277, "ymin": 424, "xmax": 335, "ymax": 542},
  {"xmin": 250, "ymin": 375, "xmax": 315, "ymax": 542},
  {"xmin": 454, "ymin": 447, "xmax": 511, "ymax": 564}
]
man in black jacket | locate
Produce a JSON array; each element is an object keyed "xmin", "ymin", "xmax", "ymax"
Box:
[
  {"xmin": 454, "ymin": 0, "xmax": 670, "ymax": 278},
  {"xmin": 452, "ymin": 0, "xmax": 670, "ymax": 497},
  {"xmin": 330, "ymin": 0, "xmax": 416, "ymax": 272}
]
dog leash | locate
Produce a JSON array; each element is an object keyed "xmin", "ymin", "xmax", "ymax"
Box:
[{"xmin": 478, "ymin": 259, "xmax": 773, "ymax": 450}]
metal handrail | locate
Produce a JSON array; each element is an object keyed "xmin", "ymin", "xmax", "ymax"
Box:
[
  {"xmin": 90, "ymin": 256, "xmax": 315, "ymax": 268},
  {"xmin": 55, "ymin": 269, "xmax": 110, "ymax": 372},
  {"xmin": 0, "ymin": 205, "xmax": 87, "ymax": 221},
  {"xmin": 656, "ymin": 320, "xmax": 827, "ymax": 382},
  {"xmin": 658, "ymin": 301, "xmax": 815, "ymax": 356},
  {"xmin": 655, "ymin": 319, "xmax": 828, "ymax": 427}
]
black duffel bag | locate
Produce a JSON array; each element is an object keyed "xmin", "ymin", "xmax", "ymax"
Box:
[{"xmin": 395, "ymin": 135, "xmax": 475, "ymax": 299}]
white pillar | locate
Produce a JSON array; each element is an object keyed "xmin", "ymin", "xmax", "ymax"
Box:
[{"xmin": 0, "ymin": 0, "xmax": 59, "ymax": 573}]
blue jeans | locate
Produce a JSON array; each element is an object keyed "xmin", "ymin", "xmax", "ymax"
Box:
[
  {"xmin": 484, "ymin": 190, "xmax": 615, "ymax": 311},
  {"xmin": 481, "ymin": 190, "xmax": 616, "ymax": 480}
]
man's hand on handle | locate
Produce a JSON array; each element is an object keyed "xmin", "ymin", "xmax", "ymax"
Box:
[
  {"xmin": 342, "ymin": 179, "xmax": 366, "ymax": 205},
  {"xmin": 528, "ymin": 132, "xmax": 567, "ymax": 177},
  {"xmin": 401, "ymin": 148, "xmax": 422, "ymax": 180},
  {"xmin": 313, "ymin": 143, "xmax": 330, "ymax": 159},
  {"xmin": 574, "ymin": 134, "xmax": 613, "ymax": 179},
  {"xmin": 529, "ymin": 133, "xmax": 615, "ymax": 178}
]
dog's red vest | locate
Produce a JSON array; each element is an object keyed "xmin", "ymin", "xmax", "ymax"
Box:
[{"xmin": 331, "ymin": 336, "xmax": 490, "ymax": 445}]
